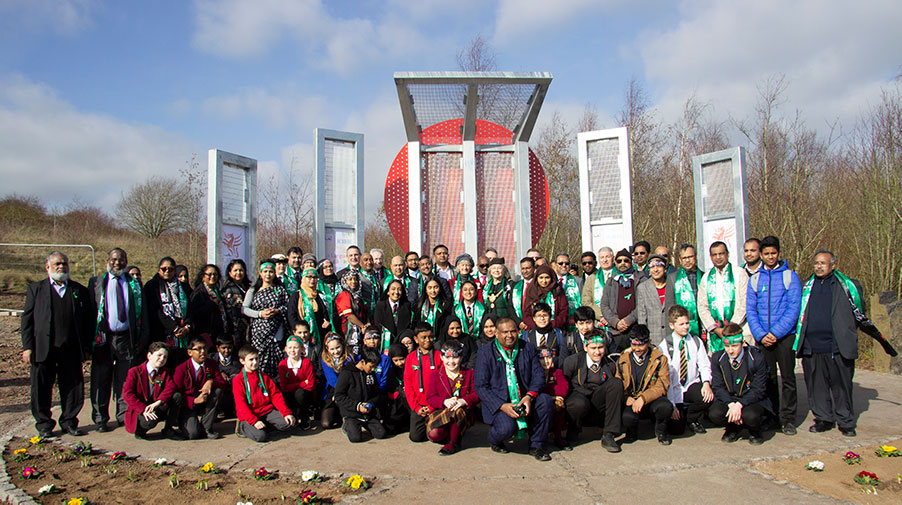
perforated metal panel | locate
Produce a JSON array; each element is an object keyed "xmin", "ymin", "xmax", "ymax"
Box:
[
  {"xmin": 323, "ymin": 139, "xmax": 356, "ymax": 225},
  {"xmin": 702, "ymin": 159, "xmax": 734, "ymax": 217},
  {"xmin": 221, "ymin": 162, "xmax": 248, "ymax": 224},
  {"xmin": 476, "ymin": 152, "xmax": 515, "ymax": 261},
  {"xmin": 587, "ymin": 138, "xmax": 622, "ymax": 221},
  {"xmin": 423, "ymin": 152, "xmax": 465, "ymax": 255}
]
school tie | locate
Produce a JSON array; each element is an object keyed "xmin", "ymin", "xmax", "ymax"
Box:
[
  {"xmin": 466, "ymin": 305, "xmax": 473, "ymax": 320},
  {"xmin": 590, "ymin": 362, "xmax": 599, "ymax": 374},
  {"xmin": 538, "ymin": 332, "xmax": 546, "ymax": 348},
  {"xmin": 392, "ymin": 303, "xmax": 398, "ymax": 321},
  {"xmin": 149, "ymin": 370, "xmax": 156, "ymax": 398},
  {"xmin": 116, "ymin": 277, "xmax": 127, "ymax": 322},
  {"xmin": 679, "ymin": 339, "xmax": 688, "ymax": 386},
  {"xmin": 197, "ymin": 365, "xmax": 205, "ymax": 383}
]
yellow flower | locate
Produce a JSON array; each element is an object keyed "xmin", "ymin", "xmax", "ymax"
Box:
[
  {"xmin": 14, "ymin": 449, "xmax": 26, "ymax": 455},
  {"xmin": 346, "ymin": 475, "xmax": 366, "ymax": 489},
  {"xmin": 201, "ymin": 462, "xmax": 215, "ymax": 472},
  {"xmin": 67, "ymin": 499, "xmax": 84, "ymax": 505},
  {"xmin": 882, "ymin": 445, "xmax": 898, "ymax": 452},
  {"xmin": 29, "ymin": 436, "xmax": 41, "ymax": 444}
]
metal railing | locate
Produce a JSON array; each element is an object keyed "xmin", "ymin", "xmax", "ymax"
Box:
[{"xmin": 0, "ymin": 243, "xmax": 96, "ymax": 314}]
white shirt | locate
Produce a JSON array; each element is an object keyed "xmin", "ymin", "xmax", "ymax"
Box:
[
  {"xmin": 435, "ymin": 265, "xmax": 454, "ymax": 282},
  {"xmin": 286, "ymin": 357, "xmax": 302, "ymax": 375},
  {"xmin": 49, "ymin": 277, "xmax": 66, "ymax": 298},
  {"xmin": 585, "ymin": 353, "xmax": 601, "ymax": 370},
  {"xmin": 190, "ymin": 359, "xmax": 204, "ymax": 379},
  {"xmin": 657, "ymin": 332, "xmax": 712, "ymax": 404},
  {"xmin": 146, "ymin": 362, "xmax": 158, "ymax": 376}
]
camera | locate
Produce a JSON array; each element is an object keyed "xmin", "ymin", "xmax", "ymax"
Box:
[{"xmin": 512, "ymin": 404, "xmax": 526, "ymax": 416}]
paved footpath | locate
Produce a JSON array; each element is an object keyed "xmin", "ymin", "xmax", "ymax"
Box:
[{"xmin": 8, "ymin": 367, "xmax": 902, "ymax": 504}]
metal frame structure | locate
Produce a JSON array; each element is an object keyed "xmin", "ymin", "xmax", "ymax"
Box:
[
  {"xmin": 314, "ymin": 128, "xmax": 365, "ymax": 270},
  {"xmin": 577, "ymin": 127, "xmax": 633, "ymax": 254},
  {"xmin": 692, "ymin": 146, "xmax": 748, "ymax": 270},
  {"xmin": 207, "ymin": 149, "xmax": 257, "ymax": 268},
  {"xmin": 393, "ymin": 71, "xmax": 552, "ymax": 261}
]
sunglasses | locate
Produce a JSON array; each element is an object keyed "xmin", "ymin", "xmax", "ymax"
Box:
[
  {"xmin": 581, "ymin": 261, "xmax": 594, "ymax": 265},
  {"xmin": 478, "ymin": 264, "xmax": 488, "ymax": 268},
  {"xmin": 632, "ymin": 251, "xmax": 645, "ymax": 256},
  {"xmin": 160, "ymin": 267, "xmax": 174, "ymax": 272},
  {"xmin": 615, "ymin": 258, "xmax": 631, "ymax": 264},
  {"xmin": 557, "ymin": 261, "xmax": 569, "ymax": 265}
]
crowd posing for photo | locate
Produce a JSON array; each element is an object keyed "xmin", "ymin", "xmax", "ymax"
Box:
[{"xmin": 21, "ymin": 236, "xmax": 878, "ymax": 461}]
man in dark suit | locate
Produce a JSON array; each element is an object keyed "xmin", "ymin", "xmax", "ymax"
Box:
[
  {"xmin": 709, "ymin": 324, "xmax": 772, "ymax": 445},
  {"xmin": 474, "ymin": 317, "xmax": 553, "ymax": 461},
  {"xmin": 21, "ymin": 251, "xmax": 93, "ymax": 437},
  {"xmin": 795, "ymin": 250, "xmax": 863, "ymax": 437},
  {"xmin": 88, "ymin": 247, "xmax": 148, "ymax": 431}
]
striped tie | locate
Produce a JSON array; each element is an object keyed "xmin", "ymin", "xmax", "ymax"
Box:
[
  {"xmin": 538, "ymin": 333, "xmax": 546, "ymax": 348},
  {"xmin": 679, "ymin": 339, "xmax": 688, "ymax": 386}
]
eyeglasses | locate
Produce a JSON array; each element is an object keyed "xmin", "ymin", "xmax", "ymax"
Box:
[
  {"xmin": 615, "ymin": 258, "xmax": 631, "ymax": 264},
  {"xmin": 632, "ymin": 251, "xmax": 645, "ymax": 256},
  {"xmin": 203, "ymin": 272, "xmax": 217, "ymax": 277},
  {"xmin": 581, "ymin": 261, "xmax": 594, "ymax": 265}
]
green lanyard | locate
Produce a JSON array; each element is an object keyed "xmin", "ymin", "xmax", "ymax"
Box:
[{"xmin": 242, "ymin": 369, "xmax": 268, "ymax": 404}]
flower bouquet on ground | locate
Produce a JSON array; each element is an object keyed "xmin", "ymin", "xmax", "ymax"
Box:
[
  {"xmin": 253, "ymin": 467, "xmax": 277, "ymax": 481},
  {"xmin": 301, "ymin": 470, "xmax": 322, "ymax": 483},
  {"xmin": 296, "ymin": 489, "xmax": 318, "ymax": 504},
  {"xmin": 13, "ymin": 448, "xmax": 30, "ymax": 461},
  {"xmin": 805, "ymin": 460, "xmax": 824, "ymax": 472},
  {"xmin": 842, "ymin": 451, "xmax": 861, "ymax": 465},
  {"xmin": 343, "ymin": 474, "xmax": 369, "ymax": 490},
  {"xmin": 854, "ymin": 471, "xmax": 880, "ymax": 485},
  {"xmin": 875, "ymin": 445, "xmax": 901, "ymax": 457},
  {"xmin": 200, "ymin": 462, "xmax": 222, "ymax": 474},
  {"xmin": 20, "ymin": 466, "xmax": 40, "ymax": 480},
  {"xmin": 109, "ymin": 451, "xmax": 127, "ymax": 463}
]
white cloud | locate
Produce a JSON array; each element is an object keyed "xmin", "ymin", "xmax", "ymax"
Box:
[
  {"xmin": 0, "ymin": 74, "xmax": 196, "ymax": 211},
  {"xmin": 636, "ymin": 0, "xmax": 902, "ymax": 130},
  {"xmin": 0, "ymin": 0, "xmax": 97, "ymax": 35},
  {"xmin": 493, "ymin": 0, "xmax": 618, "ymax": 45},
  {"xmin": 200, "ymin": 87, "xmax": 331, "ymax": 134}
]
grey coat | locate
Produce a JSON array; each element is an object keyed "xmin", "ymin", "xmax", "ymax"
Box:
[
  {"xmin": 636, "ymin": 279, "xmax": 669, "ymax": 346},
  {"xmin": 600, "ymin": 273, "xmax": 646, "ymax": 335}
]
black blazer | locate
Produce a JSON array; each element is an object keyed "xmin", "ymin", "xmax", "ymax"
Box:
[
  {"xmin": 523, "ymin": 328, "xmax": 566, "ymax": 367},
  {"xmin": 21, "ymin": 278, "xmax": 93, "ymax": 363},
  {"xmin": 711, "ymin": 346, "xmax": 773, "ymax": 413},
  {"xmin": 795, "ymin": 274, "xmax": 863, "ymax": 360},
  {"xmin": 188, "ymin": 286, "xmax": 231, "ymax": 340},
  {"xmin": 562, "ymin": 351, "xmax": 619, "ymax": 398},
  {"xmin": 143, "ymin": 275, "xmax": 191, "ymax": 340},
  {"xmin": 287, "ymin": 290, "xmax": 328, "ymax": 336},
  {"xmin": 373, "ymin": 299, "xmax": 413, "ymax": 342},
  {"xmin": 333, "ymin": 362, "xmax": 383, "ymax": 419},
  {"xmin": 88, "ymin": 272, "xmax": 149, "ymax": 352}
]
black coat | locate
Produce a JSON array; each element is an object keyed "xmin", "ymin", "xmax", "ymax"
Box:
[
  {"xmin": 21, "ymin": 278, "xmax": 93, "ymax": 363},
  {"xmin": 333, "ymin": 362, "xmax": 383, "ymax": 419},
  {"xmin": 143, "ymin": 275, "xmax": 191, "ymax": 341},
  {"xmin": 188, "ymin": 286, "xmax": 231, "ymax": 340},
  {"xmin": 88, "ymin": 272, "xmax": 149, "ymax": 353},
  {"xmin": 562, "ymin": 351, "xmax": 618, "ymax": 398},
  {"xmin": 710, "ymin": 346, "xmax": 773, "ymax": 413},
  {"xmin": 373, "ymin": 299, "xmax": 413, "ymax": 342},
  {"xmin": 795, "ymin": 274, "xmax": 863, "ymax": 360},
  {"xmin": 287, "ymin": 290, "xmax": 328, "ymax": 336}
]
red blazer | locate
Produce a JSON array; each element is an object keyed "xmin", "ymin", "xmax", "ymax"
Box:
[
  {"xmin": 425, "ymin": 367, "xmax": 479, "ymax": 411},
  {"xmin": 404, "ymin": 349, "xmax": 441, "ymax": 412},
  {"xmin": 232, "ymin": 370, "xmax": 291, "ymax": 425},
  {"xmin": 166, "ymin": 358, "xmax": 227, "ymax": 410},
  {"xmin": 122, "ymin": 361, "xmax": 174, "ymax": 434},
  {"xmin": 541, "ymin": 368, "xmax": 569, "ymax": 398},
  {"xmin": 277, "ymin": 357, "xmax": 316, "ymax": 394}
]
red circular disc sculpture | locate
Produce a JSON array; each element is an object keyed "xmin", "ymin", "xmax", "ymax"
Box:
[{"xmin": 384, "ymin": 118, "xmax": 549, "ymax": 255}]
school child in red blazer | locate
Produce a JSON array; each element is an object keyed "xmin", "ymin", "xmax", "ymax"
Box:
[
  {"xmin": 425, "ymin": 339, "xmax": 480, "ymax": 455},
  {"xmin": 122, "ymin": 342, "xmax": 183, "ymax": 440}
]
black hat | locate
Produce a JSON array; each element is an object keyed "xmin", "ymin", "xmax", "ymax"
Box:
[{"xmin": 615, "ymin": 248, "xmax": 631, "ymax": 261}]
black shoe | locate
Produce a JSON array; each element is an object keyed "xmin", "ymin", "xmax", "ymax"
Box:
[
  {"xmin": 134, "ymin": 430, "xmax": 149, "ymax": 440},
  {"xmin": 37, "ymin": 429, "xmax": 53, "ymax": 439},
  {"xmin": 657, "ymin": 433, "xmax": 672, "ymax": 446},
  {"xmin": 601, "ymin": 433, "xmax": 621, "ymax": 453},
  {"xmin": 162, "ymin": 427, "xmax": 187, "ymax": 441},
  {"xmin": 438, "ymin": 445, "xmax": 457, "ymax": 456},
  {"xmin": 206, "ymin": 430, "xmax": 222, "ymax": 440},
  {"xmin": 621, "ymin": 430, "xmax": 638, "ymax": 444},
  {"xmin": 63, "ymin": 426, "xmax": 85, "ymax": 437},
  {"xmin": 839, "ymin": 427, "xmax": 857, "ymax": 437},
  {"xmin": 529, "ymin": 447, "xmax": 551, "ymax": 461},
  {"xmin": 721, "ymin": 429, "xmax": 741, "ymax": 443},
  {"xmin": 554, "ymin": 439, "xmax": 573, "ymax": 451},
  {"xmin": 782, "ymin": 423, "xmax": 797, "ymax": 436},
  {"xmin": 96, "ymin": 422, "xmax": 111, "ymax": 433},
  {"xmin": 749, "ymin": 432, "xmax": 764, "ymax": 445},
  {"xmin": 490, "ymin": 443, "xmax": 510, "ymax": 454},
  {"xmin": 808, "ymin": 421, "xmax": 834, "ymax": 433},
  {"xmin": 688, "ymin": 422, "xmax": 707, "ymax": 434}
]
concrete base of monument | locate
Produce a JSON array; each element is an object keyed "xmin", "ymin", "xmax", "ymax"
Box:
[{"xmin": 6, "ymin": 367, "xmax": 902, "ymax": 504}]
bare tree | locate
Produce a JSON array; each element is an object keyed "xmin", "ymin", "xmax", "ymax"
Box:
[
  {"xmin": 534, "ymin": 111, "xmax": 581, "ymax": 257},
  {"xmin": 116, "ymin": 175, "xmax": 191, "ymax": 238}
]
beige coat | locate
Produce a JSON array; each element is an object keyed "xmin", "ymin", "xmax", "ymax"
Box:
[{"xmin": 696, "ymin": 263, "xmax": 753, "ymax": 343}]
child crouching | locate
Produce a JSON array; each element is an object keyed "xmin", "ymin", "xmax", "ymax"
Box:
[{"xmin": 233, "ymin": 346, "xmax": 296, "ymax": 442}]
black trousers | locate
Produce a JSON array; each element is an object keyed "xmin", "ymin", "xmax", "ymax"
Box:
[
  {"xmin": 565, "ymin": 378, "xmax": 624, "ymax": 435},
  {"xmin": 667, "ymin": 381, "xmax": 709, "ymax": 434},
  {"xmin": 90, "ymin": 341, "xmax": 136, "ymax": 424},
  {"xmin": 708, "ymin": 400, "xmax": 765, "ymax": 433},
  {"xmin": 621, "ymin": 396, "xmax": 673, "ymax": 436},
  {"xmin": 384, "ymin": 395, "xmax": 409, "ymax": 435},
  {"xmin": 175, "ymin": 389, "xmax": 223, "ymax": 439},
  {"xmin": 135, "ymin": 400, "xmax": 180, "ymax": 436},
  {"xmin": 344, "ymin": 416, "xmax": 388, "ymax": 443},
  {"xmin": 31, "ymin": 346, "xmax": 84, "ymax": 433},
  {"xmin": 283, "ymin": 388, "xmax": 313, "ymax": 420},
  {"xmin": 802, "ymin": 353, "xmax": 856, "ymax": 429},
  {"xmin": 762, "ymin": 335, "xmax": 797, "ymax": 425},
  {"xmin": 409, "ymin": 409, "xmax": 428, "ymax": 442}
]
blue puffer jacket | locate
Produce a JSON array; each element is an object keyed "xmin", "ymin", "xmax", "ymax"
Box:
[{"xmin": 746, "ymin": 260, "xmax": 802, "ymax": 341}]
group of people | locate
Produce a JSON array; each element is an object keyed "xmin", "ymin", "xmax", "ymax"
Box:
[{"xmin": 21, "ymin": 235, "xmax": 874, "ymax": 461}]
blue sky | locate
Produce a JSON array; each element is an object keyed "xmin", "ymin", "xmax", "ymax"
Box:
[{"xmin": 1, "ymin": 0, "xmax": 899, "ymax": 217}]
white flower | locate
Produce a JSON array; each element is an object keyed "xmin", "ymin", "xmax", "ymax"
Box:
[
  {"xmin": 301, "ymin": 470, "xmax": 319, "ymax": 482},
  {"xmin": 806, "ymin": 460, "xmax": 824, "ymax": 471},
  {"xmin": 237, "ymin": 502, "xmax": 253, "ymax": 505},
  {"xmin": 38, "ymin": 484, "xmax": 54, "ymax": 495},
  {"xmin": 154, "ymin": 458, "xmax": 168, "ymax": 465}
]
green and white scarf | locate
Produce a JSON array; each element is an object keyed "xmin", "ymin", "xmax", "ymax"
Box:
[
  {"xmin": 298, "ymin": 289, "xmax": 322, "ymax": 346},
  {"xmin": 94, "ymin": 273, "xmax": 143, "ymax": 346},
  {"xmin": 454, "ymin": 300, "xmax": 485, "ymax": 336},
  {"xmin": 495, "ymin": 339, "xmax": 527, "ymax": 433},
  {"xmin": 560, "ymin": 274, "xmax": 581, "ymax": 316},
  {"xmin": 794, "ymin": 271, "xmax": 861, "ymax": 351},
  {"xmin": 451, "ymin": 274, "xmax": 473, "ymax": 302},
  {"xmin": 705, "ymin": 264, "xmax": 735, "ymax": 324},
  {"xmin": 593, "ymin": 269, "xmax": 612, "ymax": 306},
  {"xmin": 283, "ymin": 267, "xmax": 299, "ymax": 295},
  {"xmin": 420, "ymin": 300, "xmax": 441, "ymax": 328},
  {"xmin": 511, "ymin": 279, "xmax": 526, "ymax": 318},
  {"xmin": 317, "ymin": 279, "xmax": 339, "ymax": 333},
  {"xmin": 674, "ymin": 268, "xmax": 700, "ymax": 336}
]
